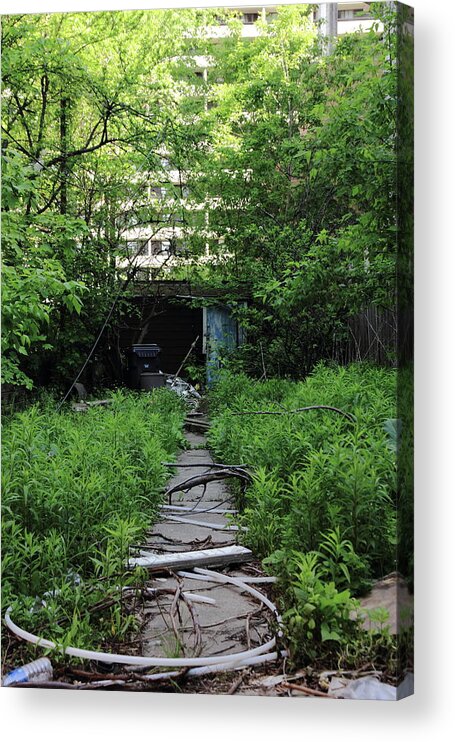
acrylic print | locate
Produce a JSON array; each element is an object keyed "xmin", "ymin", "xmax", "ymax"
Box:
[{"xmin": 1, "ymin": 2, "xmax": 414, "ymax": 699}]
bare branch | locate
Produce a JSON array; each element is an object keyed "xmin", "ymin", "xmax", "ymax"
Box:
[{"xmin": 231, "ymin": 405, "xmax": 356, "ymax": 423}]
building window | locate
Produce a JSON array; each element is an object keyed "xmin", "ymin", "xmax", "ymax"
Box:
[
  {"xmin": 149, "ymin": 240, "xmax": 164, "ymax": 255},
  {"xmin": 242, "ymin": 13, "xmax": 259, "ymax": 25},
  {"xmin": 338, "ymin": 8, "xmax": 373, "ymax": 20},
  {"xmin": 150, "ymin": 186, "xmax": 162, "ymax": 199},
  {"xmin": 126, "ymin": 239, "xmax": 148, "ymax": 256}
]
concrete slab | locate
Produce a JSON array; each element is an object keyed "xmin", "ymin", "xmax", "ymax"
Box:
[
  {"xmin": 137, "ymin": 426, "xmax": 275, "ymax": 667},
  {"xmin": 139, "ymin": 573, "xmax": 265, "ymax": 659},
  {"xmin": 146, "ymin": 521, "xmax": 236, "ymax": 545}
]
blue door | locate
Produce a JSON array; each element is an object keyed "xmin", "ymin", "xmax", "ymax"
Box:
[{"xmin": 205, "ymin": 305, "xmax": 239, "ymax": 386}]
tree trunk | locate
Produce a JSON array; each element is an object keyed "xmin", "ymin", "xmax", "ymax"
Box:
[{"xmin": 60, "ymin": 94, "xmax": 69, "ymax": 215}]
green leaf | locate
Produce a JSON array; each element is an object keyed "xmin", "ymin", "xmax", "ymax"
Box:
[{"xmin": 321, "ymin": 623, "xmax": 342, "ymax": 642}]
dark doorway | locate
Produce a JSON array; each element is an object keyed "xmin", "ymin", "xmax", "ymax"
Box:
[{"xmin": 119, "ymin": 295, "xmax": 203, "ymax": 375}]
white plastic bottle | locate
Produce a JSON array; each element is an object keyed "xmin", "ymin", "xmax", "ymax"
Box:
[{"xmin": 2, "ymin": 657, "xmax": 53, "ymax": 686}]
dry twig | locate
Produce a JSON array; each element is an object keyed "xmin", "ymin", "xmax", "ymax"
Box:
[
  {"xmin": 166, "ymin": 468, "xmax": 252, "ymax": 505},
  {"xmin": 231, "ymin": 405, "xmax": 356, "ymax": 423},
  {"xmin": 180, "ymin": 591, "xmax": 203, "ymax": 656},
  {"xmin": 281, "ymin": 681, "xmax": 335, "ymax": 698}
]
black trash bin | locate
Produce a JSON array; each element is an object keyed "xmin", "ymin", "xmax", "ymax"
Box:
[{"xmin": 127, "ymin": 344, "xmax": 162, "ymax": 389}]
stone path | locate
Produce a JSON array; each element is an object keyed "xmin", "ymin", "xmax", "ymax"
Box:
[
  {"xmin": 133, "ymin": 428, "xmax": 277, "ymax": 668},
  {"xmin": 128, "ymin": 424, "xmax": 413, "ymax": 696}
]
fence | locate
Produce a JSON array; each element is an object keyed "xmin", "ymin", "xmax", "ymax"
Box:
[{"xmin": 332, "ymin": 306, "xmax": 400, "ymax": 367}]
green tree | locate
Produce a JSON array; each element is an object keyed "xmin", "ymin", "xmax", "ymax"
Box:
[
  {"xmin": 174, "ymin": 3, "xmax": 399, "ymax": 376},
  {"xmin": 1, "ymin": 9, "xmax": 212, "ymax": 387}
]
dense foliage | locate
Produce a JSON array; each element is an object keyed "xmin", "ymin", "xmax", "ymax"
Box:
[
  {"xmin": 1, "ymin": 4, "xmax": 406, "ymax": 387},
  {"xmin": 179, "ymin": 3, "xmax": 401, "ymax": 376},
  {"xmin": 1, "ymin": 9, "xmax": 216, "ymax": 387},
  {"xmin": 209, "ymin": 363, "xmax": 398, "ymax": 577},
  {"xmin": 1, "ymin": 389, "xmax": 185, "ymax": 655},
  {"xmin": 208, "ymin": 364, "xmax": 408, "ymax": 665},
  {"xmin": 1, "ymin": 3, "xmax": 413, "ymax": 678}
]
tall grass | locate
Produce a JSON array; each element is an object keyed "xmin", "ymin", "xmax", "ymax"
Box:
[
  {"xmin": 209, "ymin": 363, "xmax": 399, "ymax": 583},
  {"xmin": 1, "ymin": 389, "xmax": 185, "ymax": 656},
  {"xmin": 208, "ymin": 363, "xmax": 410, "ymax": 668}
]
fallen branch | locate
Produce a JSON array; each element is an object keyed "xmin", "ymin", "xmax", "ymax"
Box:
[
  {"xmin": 161, "ymin": 504, "xmax": 238, "ymax": 515},
  {"xmin": 245, "ymin": 613, "xmax": 252, "ymax": 651},
  {"xmin": 166, "ymin": 469, "xmax": 252, "ymax": 504},
  {"xmin": 170, "ymin": 336, "xmax": 200, "ymax": 388},
  {"xmin": 162, "ymin": 514, "xmax": 246, "ymax": 532},
  {"xmin": 281, "ymin": 681, "xmax": 335, "ymax": 698},
  {"xmin": 231, "ymin": 405, "xmax": 356, "ymax": 423},
  {"xmin": 8, "ymin": 679, "xmax": 128, "ymax": 690},
  {"xmin": 170, "ymin": 585, "xmax": 184, "ymax": 652},
  {"xmin": 228, "ymin": 670, "xmax": 249, "ymax": 695},
  {"xmin": 162, "ymin": 462, "xmax": 248, "ymax": 470}
]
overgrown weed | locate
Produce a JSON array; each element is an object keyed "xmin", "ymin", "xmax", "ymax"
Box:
[
  {"xmin": 209, "ymin": 363, "xmax": 412, "ymax": 674},
  {"xmin": 1, "ymin": 388, "xmax": 185, "ymax": 665}
]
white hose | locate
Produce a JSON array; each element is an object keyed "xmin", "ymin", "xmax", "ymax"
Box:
[
  {"xmin": 4, "ymin": 570, "xmax": 281, "ymax": 668},
  {"xmin": 5, "ymin": 608, "xmax": 275, "ymax": 667},
  {"xmin": 123, "ymin": 586, "xmax": 217, "ymax": 606},
  {"xmin": 162, "ymin": 514, "xmax": 247, "ymax": 532},
  {"xmin": 139, "ymin": 651, "xmax": 286, "ymax": 682},
  {"xmin": 177, "ymin": 570, "xmax": 276, "ymax": 585},
  {"xmin": 191, "ymin": 567, "xmax": 284, "ymax": 634},
  {"xmin": 123, "ymin": 652, "xmax": 285, "ymax": 681},
  {"xmin": 182, "ymin": 592, "xmax": 217, "ymax": 605}
]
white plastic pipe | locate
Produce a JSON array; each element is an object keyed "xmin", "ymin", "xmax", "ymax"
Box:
[
  {"xmin": 162, "ymin": 514, "xmax": 247, "ymax": 532},
  {"xmin": 140, "ymin": 650, "xmax": 286, "ymax": 682},
  {"xmin": 192, "ymin": 568, "xmax": 283, "ymax": 630},
  {"xmin": 4, "ymin": 570, "xmax": 280, "ymax": 668},
  {"xmin": 187, "ymin": 651, "xmax": 284, "ymax": 677},
  {"xmin": 177, "ymin": 571, "xmax": 276, "ymax": 586},
  {"xmin": 128, "ymin": 586, "xmax": 217, "ymax": 605},
  {"xmin": 182, "ymin": 592, "xmax": 216, "ymax": 606},
  {"xmin": 5, "ymin": 608, "xmax": 275, "ymax": 667}
]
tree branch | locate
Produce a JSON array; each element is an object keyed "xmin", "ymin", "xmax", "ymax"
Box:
[
  {"xmin": 44, "ymin": 136, "xmax": 120, "ymax": 168},
  {"xmin": 36, "ymin": 73, "xmax": 49, "ymax": 156},
  {"xmin": 231, "ymin": 405, "xmax": 356, "ymax": 423},
  {"xmin": 13, "ymin": 93, "xmax": 34, "ymax": 152}
]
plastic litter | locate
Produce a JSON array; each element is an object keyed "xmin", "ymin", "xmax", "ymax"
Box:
[
  {"xmin": 166, "ymin": 376, "xmax": 201, "ymax": 409},
  {"xmin": 328, "ymin": 675, "xmax": 397, "ymax": 701},
  {"xmin": 2, "ymin": 657, "xmax": 53, "ymax": 687}
]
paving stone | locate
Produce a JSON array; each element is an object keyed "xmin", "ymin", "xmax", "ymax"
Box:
[{"xmin": 138, "ymin": 426, "xmax": 271, "ymax": 664}]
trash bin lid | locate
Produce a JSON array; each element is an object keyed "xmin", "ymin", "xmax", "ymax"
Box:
[{"xmin": 130, "ymin": 344, "xmax": 161, "ymax": 358}]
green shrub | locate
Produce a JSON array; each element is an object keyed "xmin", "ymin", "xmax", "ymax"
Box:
[
  {"xmin": 1, "ymin": 389, "xmax": 185, "ymax": 654},
  {"xmin": 264, "ymin": 543, "xmax": 363, "ymax": 665},
  {"xmin": 209, "ymin": 363, "xmax": 406, "ymax": 669},
  {"xmin": 209, "ymin": 363, "xmax": 398, "ymax": 579}
]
